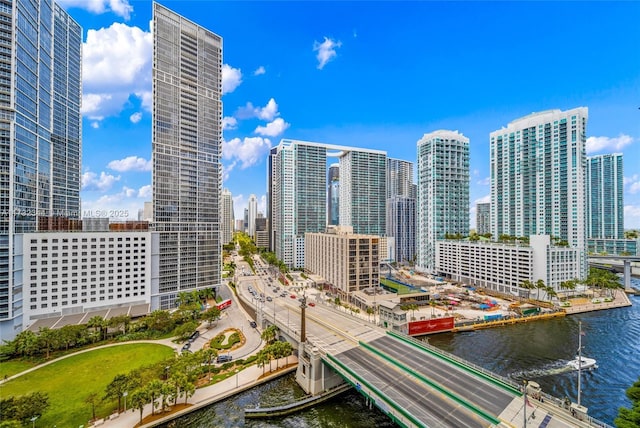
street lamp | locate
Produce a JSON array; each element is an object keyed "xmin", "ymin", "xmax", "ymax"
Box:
[
  {"xmin": 30, "ymin": 416, "xmax": 38, "ymax": 428},
  {"xmin": 123, "ymin": 391, "xmax": 128, "ymax": 412}
]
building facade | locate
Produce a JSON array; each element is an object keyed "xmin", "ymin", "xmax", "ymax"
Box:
[
  {"xmin": 221, "ymin": 188, "xmax": 234, "ymax": 244},
  {"xmin": 1, "ymin": 0, "xmax": 82, "ymax": 339},
  {"xmin": 247, "ymin": 194, "xmax": 258, "ymax": 237},
  {"xmin": 587, "ymin": 153, "xmax": 624, "ymax": 240},
  {"xmin": 416, "ymin": 130, "xmax": 470, "ymax": 273},
  {"xmin": 327, "ymin": 164, "xmax": 340, "ymax": 226},
  {"xmin": 386, "ymin": 196, "xmax": 416, "ymax": 264},
  {"xmin": 270, "ymin": 139, "xmax": 388, "ymax": 268},
  {"xmin": 490, "ymin": 108, "xmax": 588, "ymax": 257},
  {"xmin": 305, "ymin": 226, "xmax": 380, "ymax": 299},
  {"xmin": 386, "ymin": 158, "xmax": 414, "ymax": 199},
  {"xmin": 339, "ymin": 149, "xmax": 387, "ymax": 235},
  {"xmin": 255, "ymin": 216, "xmax": 268, "ymax": 248},
  {"xmin": 152, "ymin": 4, "xmax": 222, "ymax": 309},
  {"xmin": 436, "ymin": 235, "xmax": 582, "ymax": 297},
  {"xmin": 587, "ymin": 238, "xmax": 639, "ymax": 256},
  {"xmin": 18, "ymin": 230, "xmax": 151, "ymax": 329},
  {"xmin": 476, "ymin": 202, "xmax": 490, "ymax": 236}
]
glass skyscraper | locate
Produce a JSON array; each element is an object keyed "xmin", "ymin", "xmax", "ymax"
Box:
[
  {"xmin": 327, "ymin": 164, "xmax": 339, "ymax": 225},
  {"xmin": 1, "ymin": 0, "xmax": 82, "ymax": 337},
  {"xmin": 152, "ymin": 3, "xmax": 222, "ymax": 309},
  {"xmin": 416, "ymin": 130, "xmax": 470, "ymax": 273},
  {"xmin": 587, "ymin": 153, "xmax": 624, "ymax": 239},
  {"xmin": 490, "ymin": 108, "xmax": 588, "ymax": 252},
  {"xmin": 386, "ymin": 158, "xmax": 416, "ymax": 264}
]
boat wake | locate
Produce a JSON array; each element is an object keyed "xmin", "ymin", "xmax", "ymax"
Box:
[{"xmin": 509, "ymin": 361, "xmax": 575, "ymax": 380}]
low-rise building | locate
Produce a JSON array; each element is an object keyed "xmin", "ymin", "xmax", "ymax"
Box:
[
  {"xmin": 17, "ymin": 229, "xmax": 152, "ymax": 331},
  {"xmin": 304, "ymin": 226, "xmax": 380, "ymax": 299},
  {"xmin": 587, "ymin": 238, "xmax": 639, "ymax": 256},
  {"xmin": 436, "ymin": 235, "xmax": 584, "ymax": 298}
]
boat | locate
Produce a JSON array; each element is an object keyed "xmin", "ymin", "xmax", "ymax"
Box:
[{"xmin": 567, "ymin": 356, "xmax": 598, "ymax": 371}]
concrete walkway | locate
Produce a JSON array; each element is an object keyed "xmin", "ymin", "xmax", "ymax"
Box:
[{"xmin": 95, "ymin": 356, "xmax": 298, "ymax": 428}]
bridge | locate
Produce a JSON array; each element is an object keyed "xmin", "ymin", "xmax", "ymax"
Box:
[
  {"xmin": 588, "ymin": 254, "xmax": 640, "ymax": 290},
  {"xmin": 237, "ymin": 269, "xmax": 612, "ymax": 428}
]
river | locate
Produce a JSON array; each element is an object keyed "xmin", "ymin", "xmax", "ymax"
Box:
[{"xmin": 164, "ymin": 279, "xmax": 639, "ymax": 427}]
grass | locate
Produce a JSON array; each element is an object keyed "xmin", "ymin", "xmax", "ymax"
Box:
[
  {"xmin": 0, "ymin": 343, "xmax": 174, "ymax": 428},
  {"xmin": 0, "ymin": 359, "xmax": 38, "ymax": 379}
]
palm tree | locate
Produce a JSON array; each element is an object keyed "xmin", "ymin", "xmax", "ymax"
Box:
[
  {"xmin": 261, "ymin": 325, "xmax": 279, "ymax": 345},
  {"xmin": 256, "ymin": 349, "xmax": 270, "ymax": 374},
  {"xmin": 520, "ymin": 280, "xmax": 535, "ymax": 300},
  {"xmin": 146, "ymin": 379, "xmax": 163, "ymax": 415},
  {"xmin": 535, "ymin": 279, "xmax": 546, "ymax": 300},
  {"xmin": 130, "ymin": 388, "xmax": 149, "ymax": 424},
  {"xmin": 87, "ymin": 315, "xmax": 106, "ymax": 342},
  {"xmin": 366, "ymin": 307, "xmax": 375, "ymax": 322},
  {"xmin": 201, "ymin": 348, "xmax": 217, "ymax": 379}
]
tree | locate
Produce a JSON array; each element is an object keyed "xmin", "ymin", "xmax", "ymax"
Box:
[
  {"xmin": 85, "ymin": 392, "xmax": 100, "ymax": 421},
  {"xmin": 10, "ymin": 392, "xmax": 49, "ymax": 425},
  {"xmin": 256, "ymin": 349, "xmax": 270, "ymax": 374},
  {"xmin": 105, "ymin": 374, "xmax": 131, "ymax": 412},
  {"xmin": 535, "ymin": 279, "xmax": 546, "ymax": 300},
  {"xmin": 366, "ymin": 307, "xmax": 375, "ymax": 322},
  {"xmin": 261, "ymin": 325, "xmax": 279, "ymax": 345},
  {"xmin": 160, "ymin": 382, "xmax": 175, "ymax": 413},
  {"xmin": 146, "ymin": 379, "xmax": 164, "ymax": 415},
  {"xmin": 129, "ymin": 388, "xmax": 150, "ymax": 424},
  {"xmin": 615, "ymin": 377, "xmax": 640, "ymax": 428},
  {"xmin": 202, "ymin": 306, "xmax": 221, "ymax": 326},
  {"xmin": 87, "ymin": 315, "xmax": 107, "ymax": 341},
  {"xmin": 200, "ymin": 348, "xmax": 218, "ymax": 379},
  {"xmin": 520, "ymin": 280, "xmax": 535, "ymax": 300},
  {"xmin": 12, "ymin": 330, "xmax": 39, "ymax": 357},
  {"xmin": 37, "ymin": 327, "xmax": 59, "ymax": 359}
]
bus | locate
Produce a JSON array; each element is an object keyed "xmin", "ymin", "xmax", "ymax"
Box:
[{"xmin": 216, "ymin": 299, "xmax": 232, "ymax": 310}]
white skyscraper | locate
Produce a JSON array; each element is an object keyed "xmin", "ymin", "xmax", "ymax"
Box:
[
  {"xmin": 416, "ymin": 130, "xmax": 469, "ymax": 273},
  {"xmin": 221, "ymin": 189, "xmax": 234, "ymax": 244},
  {"xmin": 247, "ymin": 194, "xmax": 258, "ymax": 238},
  {"xmin": 386, "ymin": 158, "xmax": 416, "ymax": 264},
  {"xmin": 490, "ymin": 108, "xmax": 588, "ymax": 260},
  {"xmin": 587, "ymin": 153, "xmax": 624, "ymax": 239},
  {"xmin": 152, "ymin": 4, "xmax": 222, "ymax": 309}
]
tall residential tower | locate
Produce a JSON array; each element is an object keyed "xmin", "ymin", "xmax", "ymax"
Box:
[
  {"xmin": 416, "ymin": 130, "xmax": 469, "ymax": 273},
  {"xmin": 587, "ymin": 153, "xmax": 624, "ymax": 239},
  {"xmin": 490, "ymin": 108, "xmax": 588, "ymax": 276},
  {"xmin": 152, "ymin": 3, "xmax": 222, "ymax": 309},
  {"xmin": 386, "ymin": 158, "xmax": 416, "ymax": 264},
  {"xmin": 1, "ymin": 0, "xmax": 82, "ymax": 338}
]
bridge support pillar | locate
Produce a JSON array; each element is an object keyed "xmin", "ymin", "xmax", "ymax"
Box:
[
  {"xmin": 624, "ymin": 260, "xmax": 631, "ymax": 290},
  {"xmin": 296, "ymin": 342, "xmax": 345, "ymax": 395}
]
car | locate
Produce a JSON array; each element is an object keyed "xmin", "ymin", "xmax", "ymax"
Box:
[
  {"xmin": 249, "ymin": 321, "xmax": 257, "ymax": 328},
  {"xmin": 281, "ymin": 292, "xmax": 288, "ymax": 297},
  {"xmin": 266, "ymin": 296, "xmax": 272, "ymax": 302},
  {"xmin": 217, "ymin": 355, "xmax": 232, "ymax": 363},
  {"xmin": 290, "ymin": 295, "xmax": 296, "ymax": 299},
  {"xmin": 308, "ymin": 302, "xmax": 316, "ymax": 307},
  {"xmin": 182, "ymin": 342, "xmax": 191, "ymax": 351}
]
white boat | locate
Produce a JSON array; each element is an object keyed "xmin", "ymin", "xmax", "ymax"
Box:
[{"xmin": 567, "ymin": 356, "xmax": 598, "ymax": 371}]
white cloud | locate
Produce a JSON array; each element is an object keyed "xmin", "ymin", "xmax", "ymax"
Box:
[
  {"xmin": 138, "ymin": 184, "xmax": 152, "ymax": 198},
  {"xmin": 624, "ymin": 205, "xmax": 640, "ymax": 229},
  {"xmin": 254, "ymin": 66, "xmax": 266, "ymax": 76},
  {"xmin": 82, "ymin": 23, "xmax": 152, "ymax": 120},
  {"xmin": 90, "ymin": 121, "xmax": 100, "ymax": 129},
  {"xmin": 130, "ymin": 112, "xmax": 142, "ymax": 123},
  {"xmin": 477, "ymin": 176, "xmax": 490, "ymax": 186},
  {"xmin": 82, "ymin": 171, "xmax": 120, "ymax": 191},
  {"xmin": 313, "ymin": 37, "xmax": 342, "ymax": 69},
  {"xmin": 472, "ymin": 169, "xmax": 479, "ymax": 176},
  {"xmin": 625, "ymin": 174, "xmax": 640, "ymax": 194},
  {"xmin": 57, "ymin": 0, "xmax": 133, "ymax": 20},
  {"xmin": 254, "ymin": 118, "xmax": 290, "ymax": 137},
  {"xmin": 107, "ymin": 156, "xmax": 152, "ymax": 172},
  {"xmin": 222, "ymin": 160, "xmax": 238, "ymax": 184},
  {"xmin": 222, "ymin": 64, "xmax": 242, "ymax": 95},
  {"xmin": 235, "ymin": 98, "xmax": 280, "ymax": 121},
  {"xmin": 81, "ymin": 184, "xmax": 151, "ymax": 220},
  {"xmin": 630, "ymin": 182, "xmax": 640, "ymax": 195},
  {"xmin": 624, "ymin": 174, "xmax": 638, "ymax": 186},
  {"xmin": 586, "ymin": 134, "xmax": 633, "ymax": 154},
  {"xmin": 222, "ymin": 116, "xmax": 238, "ymax": 130},
  {"xmin": 222, "ymin": 137, "xmax": 272, "ymax": 169}
]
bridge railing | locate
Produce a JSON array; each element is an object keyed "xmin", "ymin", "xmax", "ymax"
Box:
[{"xmin": 389, "ymin": 331, "xmax": 615, "ymax": 428}]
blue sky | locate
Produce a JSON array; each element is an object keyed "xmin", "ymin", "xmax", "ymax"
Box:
[{"xmin": 59, "ymin": 0, "xmax": 640, "ymax": 228}]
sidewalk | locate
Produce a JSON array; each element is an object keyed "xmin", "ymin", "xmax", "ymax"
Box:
[{"xmin": 96, "ymin": 356, "xmax": 298, "ymax": 428}]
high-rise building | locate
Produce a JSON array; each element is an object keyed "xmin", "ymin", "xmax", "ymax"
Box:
[
  {"xmin": 490, "ymin": 108, "xmax": 588, "ymax": 277},
  {"xmin": 327, "ymin": 164, "xmax": 340, "ymax": 225},
  {"xmin": 221, "ymin": 189, "xmax": 234, "ymax": 244},
  {"xmin": 587, "ymin": 153, "xmax": 623, "ymax": 239},
  {"xmin": 476, "ymin": 202, "xmax": 490, "ymax": 236},
  {"xmin": 267, "ymin": 146, "xmax": 278, "ymax": 251},
  {"xmin": 416, "ymin": 130, "xmax": 469, "ymax": 273},
  {"xmin": 386, "ymin": 158, "xmax": 415, "ymax": 264},
  {"xmin": 152, "ymin": 3, "xmax": 222, "ymax": 309},
  {"xmin": 270, "ymin": 139, "xmax": 387, "ymax": 268},
  {"xmin": 1, "ymin": 0, "xmax": 82, "ymax": 338},
  {"xmin": 247, "ymin": 194, "xmax": 258, "ymax": 237},
  {"xmin": 339, "ymin": 149, "xmax": 386, "ymax": 235}
]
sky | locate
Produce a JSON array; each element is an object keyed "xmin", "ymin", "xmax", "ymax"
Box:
[{"xmin": 58, "ymin": 0, "xmax": 640, "ymax": 229}]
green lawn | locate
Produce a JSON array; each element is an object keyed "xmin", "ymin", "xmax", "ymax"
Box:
[
  {"xmin": 1, "ymin": 359, "xmax": 38, "ymax": 379},
  {"xmin": 1, "ymin": 343, "xmax": 174, "ymax": 427}
]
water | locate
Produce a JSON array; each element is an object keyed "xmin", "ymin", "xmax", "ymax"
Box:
[{"xmin": 165, "ymin": 279, "xmax": 640, "ymax": 427}]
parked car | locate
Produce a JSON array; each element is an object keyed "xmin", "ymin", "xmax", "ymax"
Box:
[
  {"xmin": 308, "ymin": 302, "xmax": 316, "ymax": 307},
  {"xmin": 266, "ymin": 296, "xmax": 272, "ymax": 302},
  {"xmin": 250, "ymin": 321, "xmax": 257, "ymax": 328},
  {"xmin": 182, "ymin": 342, "xmax": 191, "ymax": 351}
]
